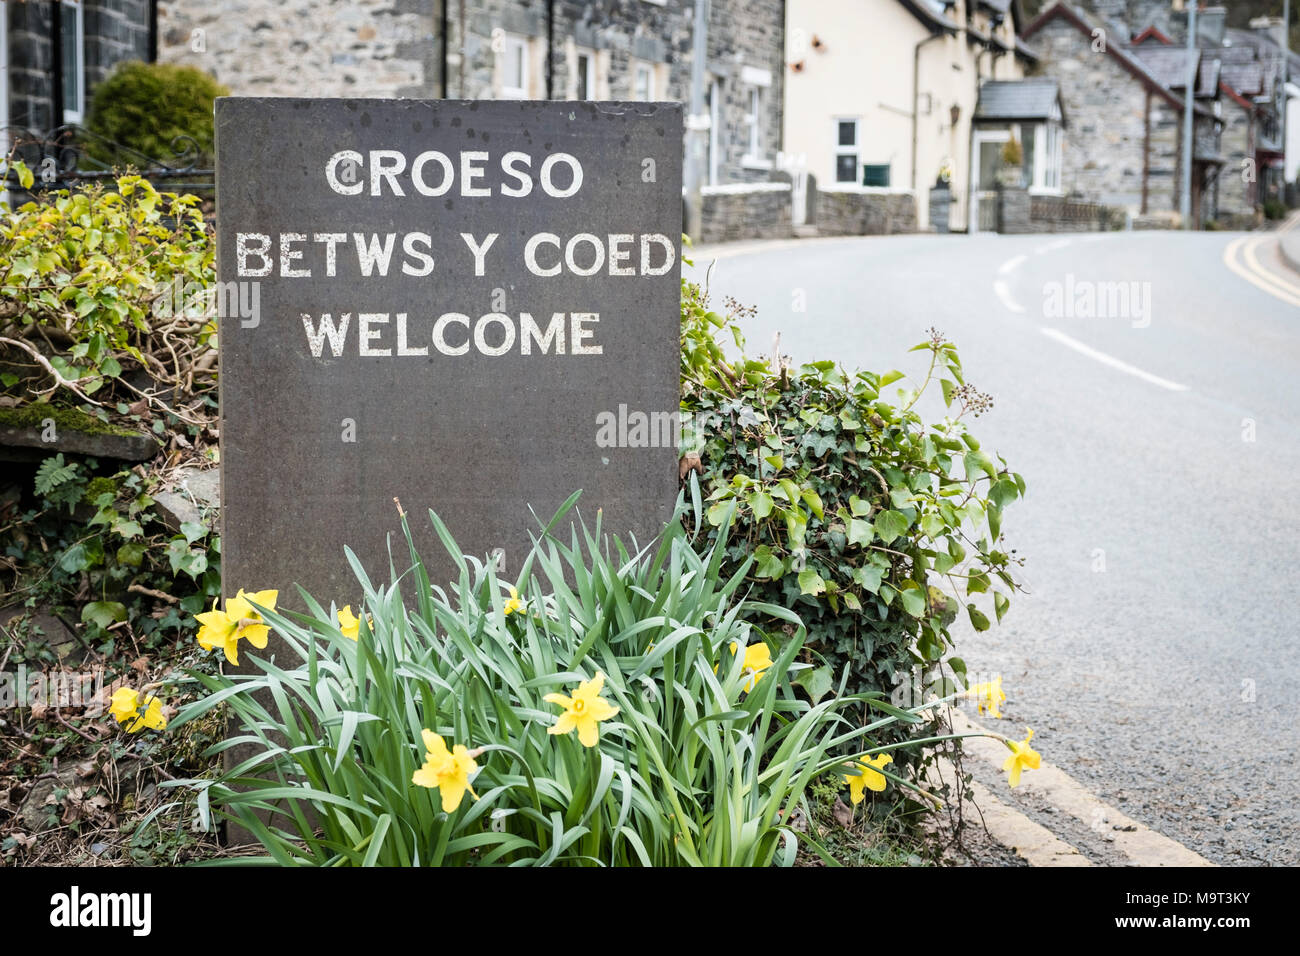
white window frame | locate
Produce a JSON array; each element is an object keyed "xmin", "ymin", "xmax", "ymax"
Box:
[
  {"xmin": 61, "ymin": 1, "xmax": 86, "ymax": 124},
  {"xmin": 707, "ymin": 76, "xmax": 721, "ymax": 185},
  {"xmin": 1027, "ymin": 121, "xmax": 1064, "ymax": 195},
  {"xmin": 499, "ymin": 34, "xmax": 530, "ymax": 100},
  {"xmin": 834, "ymin": 117, "xmax": 860, "ymax": 184},
  {"xmin": 632, "ymin": 61, "xmax": 655, "ymax": 102},
  {"xmin": 574, "ymin": 49, "xmax": 596, "ymax": 100}
]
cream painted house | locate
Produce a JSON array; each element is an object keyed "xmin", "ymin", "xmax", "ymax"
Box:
[{"xmin": 784, "ymin": 0, "xmax": 1035, "ymax": 231}]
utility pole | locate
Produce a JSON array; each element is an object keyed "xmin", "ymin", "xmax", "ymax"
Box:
[
  {"xmin": 684, "ymin": 0, "xmax": 711, "ymax": 243},
  {"xmin": 1284, "ymin": 0, "xmax": 1291, "ymax": 188},
  {"xmin": 1181, "ymin": 0, "xmax": 1199, "ymax": 229}
]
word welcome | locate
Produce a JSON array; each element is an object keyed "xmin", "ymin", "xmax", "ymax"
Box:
[{"xmin": 302, "ymin": 311, "xmax": 603, "ymax": 358}]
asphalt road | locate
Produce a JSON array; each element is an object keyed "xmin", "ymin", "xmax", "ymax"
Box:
[{"xmin": 685, "ymin": 226, "xmax": 1300, "ymax": 865}]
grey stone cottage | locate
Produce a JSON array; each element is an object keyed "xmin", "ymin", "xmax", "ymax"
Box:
[{"xmin": 1022, "ymin": 1, "xmax": 1225, "ymax": 228}]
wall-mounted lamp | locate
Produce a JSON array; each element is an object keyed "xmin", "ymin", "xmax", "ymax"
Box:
[
  {"xmin": 790, "ymin": 60, "xmax": 806, "ymax": 73},
  {"xmin": 950, "ymin": 104, "xmax": 961, "ymax": 126}
]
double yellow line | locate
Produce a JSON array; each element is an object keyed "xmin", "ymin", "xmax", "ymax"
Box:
[{"xmin": 1222, "ymin": 216, "xmax": 1300, "ymax": 308}]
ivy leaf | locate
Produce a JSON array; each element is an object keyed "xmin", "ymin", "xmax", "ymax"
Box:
[
  {"xmin": 994, "ymin": 591, "xmax": 1010, "ymax": 623},
  {"xmin": 800, "ymin": 489, "xmax": 824, "ymax": 520},
  {"xmin": 797, "ymin": 569, "xmax": 826, "ymax": 596},
  {"xmin": 853, "ymin": 565, "xmax": 883, "ymax": 593},
  {"xmin": 749, "ymin": 490, "xmax": 774, "ymax": 519},
  {"xmin": 111, "ymin": 517, "xmax": 144, "ymax": 539},
  {"xmin": 180, "ymin": 520, "xmax": 208, "ymax": 545},
  {"xmin": 989, "ymin": 477, "xmax": 1020, "ymax": 509},
  {"xmin": 941, "ymin": 379, "xmax": 956, "ymax": 407},
  {"xmin": 873, "ymin": 509, "xmax": 909, "ymax": 544},
  {"xmin": 967, "ymin": 604, "xmax": 991, "ymax": 632},
  {"xmin": 899, "ymin": 586, "xmax": 927, "ymax": 618},
  {"xmin": 794, "ymin": 664, "xmax": 834, "ymax": 704},
  {"xmin": 82, "ymin": 601, "xmax": 127, "ymax": 629},
  {"xmin": 117, "ymin": 542, "xmax": 147, "ymax": 567},
  {"xmin": 753, "ymin": 545, "xmax": 785, "ymax": 579},
  {"xmin": 848, "ymin": 494, "xmax": 872, "ymax": 517},
  {"xmin": 848, "ymin": 517, "xmax": 873, "ymax": 547}
]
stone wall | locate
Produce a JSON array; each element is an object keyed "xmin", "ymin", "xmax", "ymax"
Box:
[
  {"xmin": 156, "ymin": 0, "xmax": 433, "ymax": 98},
  {"xmin": 5, "ymin": 0, "xmax": 150, "ymax": 131},
  {"xmin": 699, "ymin": 182, "xmax": 791, "ymax": 243},
  {"xmin": 83, "ymin": 0, "xmax": 153, "ymax": 89},
  {"xmin": 813, "ymin": 187, "xmax": 917, "ymax": 236},
  {"xmin": 156, "ymin": 0, "xmax": 785, "ymax": 186},
  {"xmin": 996, "ymin": 186, "xmax": 1112, "ymax": 233},
  {"xmin": 1217, "ymin": 98, "xmax": 1256, "ymax": 226}
]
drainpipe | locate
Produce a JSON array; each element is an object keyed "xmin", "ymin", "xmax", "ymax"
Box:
[
  {"xmin": 148, "ymin": 0, "xmax": 158, "ymax": 63},
  {"xmin": 1180, "ymin": 1, "xmax": 1197, "ymax": 228},
  {"xmin": 911, "ymin": 31, "xmax": 945, "ymax": 196},
  {"xmin": 51, "ymin": 1, "xmax": 64, "ymax": 129},
  {"xmin": 1141, "ymin": 89, "xmax": 1151, "ymax": 214},
  {"xmin": 438, "ymin": 0, "xmax": 449, "ymax": 97},
  {"xmin": 545, "ymin": 0, "xmax": 555, "ymax": 99}
]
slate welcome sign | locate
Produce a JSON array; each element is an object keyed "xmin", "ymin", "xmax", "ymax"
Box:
[{"xmin": 216, "ymin": 98, "xmax": 681, "ymax": 626}]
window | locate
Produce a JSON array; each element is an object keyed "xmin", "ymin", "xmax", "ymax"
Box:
[
  {"xmin": 1021, "ymin": 122, "xmax": 1063, "ymax": 192},
  {"xmin": 633, "ymin": 62, "xmax": 654, "ymax": 101},
  {"xmin": 61, "ymin": 1, "xmax": 85, "ymax": 123},
  {"xmin": 1021, "ymin": 123, "xmax": 1036, "ymax": 188},
  {"xmin": 576, "ymin": 52, "xmax": 594, "ymax": 100},
  {"xmin": 500, "ymin": 35, "xmax": 529, "ymax": 99},
  {"xmin": 706, "ymin": 76, "xmax": 721, "ymax": 185},
  {"xmin": 745, "ymin": 87, "xmax": 765, "ymax": 157},
  {"xmin": 834, "ymin": 119, "xmax": 858, "ymax": 183},
  {"xmin": 861, "ymin": 164, "xmax": 890, "ymax": 187}
]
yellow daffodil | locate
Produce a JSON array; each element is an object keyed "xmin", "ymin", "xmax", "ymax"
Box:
[
  {"xmin": 1003, "ymin": 728, "xmax": 1041, "ymax": 788},
  {"xmin": 411, "ymin": 730, "xmax": 478, "ymax": 813},
  {"xmin": 193, "ymin": 589, "xmax": 277, "ymax": 665},
  {"xmin": 969, "ymin": 676, "xmax": 1006, "ymax": 719},
  {"xmin": 843, "ymin": 753, "xmax": 893, "ymax": 804},
  {"xmin": 544, "ymin": 671, "xmax": 619, "ymax": 747},
  {"xmin": 726, "ymin": 640, "xmax": 773, "ymax": 693},
  {"xmin": 337, "ymin": 605, "xmax": 361, "ymax": 640},
  {"xmin": 109, "ymin": 687, "xmax": 167, "ymax": 733},
  {"xmin": 503, "ymin": 585, "xmax": 524, "ymax": 616}
]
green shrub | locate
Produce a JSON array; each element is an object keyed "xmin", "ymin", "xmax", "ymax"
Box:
[
  {"xmin": 84, "ymin": 61, "xmax": 228, "ymax": 167},
  {"xmin": 1263, "ymin": 198, "xmax": 1288, "ymax": 221},
  {"xmin": 680, "ymin": 276, "xmax": 1025, "ymax": 743},
  {"xmin": 165, "ymin": 492, "xmax": 983, "ymax": 866},
  {"xmin": 0, "ymin": 165, "xmax": 214, "ymax": 404}
]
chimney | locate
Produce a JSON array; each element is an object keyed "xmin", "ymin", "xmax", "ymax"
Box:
[
  {"xmin": 1250, "ymin": 16, "xmax": 1287, "ymax": 49},
  {"xmin": 1197, "ymin": 7, "xmax": 1227, "ymax": 45}
]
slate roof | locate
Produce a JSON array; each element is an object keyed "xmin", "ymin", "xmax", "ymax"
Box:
[
  {"xmin": 1127, "ymin": 45, "xmax": 1218, "ymax": 96},
  {"xmin": 975, "ymin": 78, "xmax": 1064, "ymax": 122},
  {"xmin": 1221, "ymin": 61, "xmax": 1264, "ymax": 97}
]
